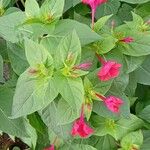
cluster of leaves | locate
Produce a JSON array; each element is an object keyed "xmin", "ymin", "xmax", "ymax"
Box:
[{"xmin": 0, "ymin": 0, "xmax": 150, "ymax": 150}]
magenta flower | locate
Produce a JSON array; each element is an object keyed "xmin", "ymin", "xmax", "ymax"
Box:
[
  {"xmin": 73, "ymin": 62, "xmax": 92, "ymax": 70},
  {"xmin": 82, "ymin": 0, "xmax": 107, "ymax": 29},
  {"xmin": 104, "ymin": 96, "xmax": 123, "ymax": 113},
  {"xmin": 96, "ymin": 93, "xmax": 123, "ymax": 113},
  {"xmin": 44, "ymin": 144, "xmax": 55, "ymax": 150},
  {"xmin": 96, "ymin": 54, "xmax": 121, "ymax": 81},
  {"xmin": 71, "ymin": 105, "xmax": 94, "ymax": 138},
  {"xmin": 120, "ymin": 37, "xmax": 134, "ymax": 43}
]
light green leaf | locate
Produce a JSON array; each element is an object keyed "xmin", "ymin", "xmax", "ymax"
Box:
[
  {"xmin": 94, "ymin": 15, "xmax": 113, "ymax": 32},
  {"xmin": 25, "ymin": 38, "xmax": 53, "ymax": 67},
  {"xmin": 25, "ymin": 0, "xmax": 40, "ymax": 17},
  {"xmin": 54, "ymin": 19, "xmax": 101, "ymax": 46},
  {"xmin": 0, "ymin": 11, "xmax": 26, "ymax": 43},
  {"xmin": 94, "ymin": 34, "xmax": 118, "ymax": 54},
  {"xmin": 120, "ymin": 130, "xmax": 143, "ymax": 150},
  {"xmin": 54, "ymin": 73, "xmax": 84, "ymax": 112},
  {"xmin": 54, "ymin": 30, "xmax": 81, "ymax": 69},
  {"xmin": 39, "ymin": 102, "xmax": 72, "ymax": 140},
  {"xmin": 40, "ymin": 0, "xmax": 65, "ymax": 20},
  {"xmin": 11, "ymin": 71, "xmax": 58, "ymax": 118},
  {"xmin": 57, "ymin": 98, "xmax": 79, "ymax": 125},
  {"xmin": 92, "ymin": 114, "xmax": 144, "ymax": 140}
]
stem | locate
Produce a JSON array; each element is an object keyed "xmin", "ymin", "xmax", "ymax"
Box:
[
  {"xmin": 80, "ymin": 104, "xmax": 84, "ymax": 120},
  {"xmin": 95, "ymin": 53, "xmax": 106, "ymax": 64},
  {"xmin": 95, "ymin": 93, "xmax": 106, "ymax": 101},
  {"xmin": 53, "ymin": 137, "xmax": 58, "ymax": 145},
  {"xmin": 20, "ymin": 0, "xmax": 25, "ymax": 7},
  {"xmin": 91, "ymin": 8, "xmax": 95, "ymax": 30}
]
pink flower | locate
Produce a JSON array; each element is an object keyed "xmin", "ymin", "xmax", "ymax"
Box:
[
  {"xmin": 97, "ymin": 60, "xmax": 122, "ymax": 81},
  {"xmin": 120, "ymin": 37, "xmax": 134, "ymax": 43},
  {"xmin": 71, "ymin": 105, "xmax": 94, "ymax": 138},
  {"xmin": 95, "ymin": 93, "xmax": 123, "ymax": 113},
  {"xmin": 73, "ymin": 62, "xmax": 92, "ymax": 70},
  {"xmin": 104, "ymin": 96, "xmax": 123, "ymax": 113},
  {"xmin": 96, "ymin": 54, "xmax": 121, "ymax": 81},
  {"xmin": 44, "ymin": 145, "xmax": 55, "ymax": 150},
  {"xmin": 82, "ymin": 0, "xmax": 107, "ymax": 29}
]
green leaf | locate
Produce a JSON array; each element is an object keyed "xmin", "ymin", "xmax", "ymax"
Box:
[
  {"xmin": 95, "ymin": 0, "xmax": 121, "ymax": 19},
  {"xmin": 135, "ymin": 2, "xmax": 150, "ymax": 18},
  {"xmin": 141, "ymin": 130, "xmax": 150, "ymax": 150},
  {"xmin": 25, "ymin": 38, "xmax": 53, "ymax": 67},
  {"xmin": 125, "ymin": 12, "xmax": 144, "ymax": 31},
  {"xmin": 94, "ymin": 34, "xmax": 118, "ymax": 54},
  {"xmin": 0, "ymin": 86, "xmax": 29, "ymax": 138},
  {"xmin": 89, "ymin": 135, "xmax": 117, "ymax": 150},
  {"xmin": 39, "ymin": 102, "xmax": 72, "ymax": 140},
  {"xmin": 0, "ymin": 54, "xmax": 3, "ymax": 82},
  {"xmin": 0, "ymin": 0, "xmax": 11, "ymax": 8},
  {"xmin": 25, "ymin": 0, "xmax": 40, "ymax": 17},
  {"xmin": 57, "ymin": 98, "xmax": 79, "ymax": 125},
  {"xmin": 7, "ymin": 42, "xmax": 29, "ymax": 75},
  {"xmin": 134, "ymin": 56, "xmax": 150, "ymax": 85},
  {"xmin": 60, "ymin": 144, "xmax": 97, "ymax": 150},
  {"xmin": 64, "ymin": 0, "xmax": 80, "ymax": 12},
  {"xmin": 120, "ymin": 130, "xmax": 143, "ymax": 150},
  {"xmin": 139, "ymin": 105, "xmax": 150, "ymax": 123},
  {"xmin": 54, "ymin": 30, "xmax": 81, "ymax": 69},
  {"xmin": 40, "ymin": 0, "xmax": 65, "ymax": 20},
  {"xmin": 54, "ymin": 19, "xmax": 101, "ymax": 46},
  {"xmin": 91, "ymin": 114, "xmax": 144, "ymax": 140},
  {"xmin": 120, "ymin": 0, "xmax": 150, "ymax": 4},
  {"xmin": 0, "ymin": 11, "xmax": 26, "ymax": 43},
  {"xmin": 11, "ymin": 71, "xmax": 58, "ymax": 118},
  {"xmin": 94, "ymin": 15, "xmax": 113, "ymax": 32},
  {"xmin": 124, "ymin": 55, "xmax": 145, "ymax": 73},
  {"xmin": 54, "ymin": 73, "xmax": 84, "ymax": 112}
]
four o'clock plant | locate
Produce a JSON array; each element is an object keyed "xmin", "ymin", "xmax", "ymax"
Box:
[{"xmin": 0, "ymin": 0, "xmax": 149, "ymax": 149}]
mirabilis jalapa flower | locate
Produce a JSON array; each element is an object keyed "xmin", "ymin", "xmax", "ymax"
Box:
[
  {"xmin": 82, "ymin": 0, "xmax": 107, "ymax": 29},
  {"xmin": 96, "ymin": 53, "xmax": 122, "ymax": 81},
  {"xmin": 95, "ymin": 93, "xmax": 123, "ymax": 113},
  {"xmin": 71, "ymin": 105, "xmax": 94, "ymax": 138}
]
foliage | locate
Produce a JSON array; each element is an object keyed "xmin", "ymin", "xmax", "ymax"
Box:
[{"xmin": 0, "ymin": 0, "xmax": 150, "ymax": 149}]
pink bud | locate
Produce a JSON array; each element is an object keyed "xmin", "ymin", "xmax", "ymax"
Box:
[
  {"xmin": 120, "ymin": 37, "xmax": 134, "ymax": 43},
  {"xmin": 73, "ymin": 62, "xmax": 92, "ymax": 70},
  {"xmin": 71, "ymin": 105, "xmax": 94, "ymax": 138}
]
